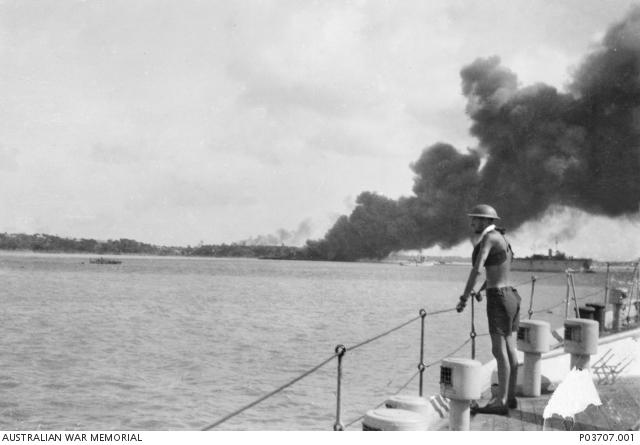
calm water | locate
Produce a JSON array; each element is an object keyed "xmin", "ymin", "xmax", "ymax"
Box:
[{"xmin": 0, "ymin": 252, "xmax": 609, "ymax": 430}]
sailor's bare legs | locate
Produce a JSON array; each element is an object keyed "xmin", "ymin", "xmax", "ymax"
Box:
[
  {"xmin": 491, "ymin": 333, "xmax": 518, "ymax": 405},
  {"xmin": 505, "ymin": 334, "xmax": 518, "ymax": 402}
]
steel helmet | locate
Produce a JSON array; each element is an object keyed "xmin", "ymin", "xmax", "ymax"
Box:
[{"xmin": 467, "ymin": 204, "xmax": 500, "ymax": 220}]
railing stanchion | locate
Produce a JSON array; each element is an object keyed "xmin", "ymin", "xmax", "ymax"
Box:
[
  {"xmin": 470, "ymin": 293, "xmax": 477, "ymax": 360},
  {"xmin": 636, "ymin": 265, "xmax": 640, "ymax": 323},
  {"xmin": 569, "ymin": 272, "xmax": 579, "ymax": 318},
  {"xmin": 565, "ymin": 271, "xmax": 571, "ymax": 319},
  {"xmin": 604, "ymin": 262, "xmax": 610, "ymax": 307},
  {"xmin": 333, "ymin": 345, "xmax": 346, "ymax": 431},
  {"xmin": 418, "ymin": 309, "xmax": 427, "ymax": 396},
  {"xmin": 625, "ymin": 262, "xmax": 639, "ymax": 324},
  {"xmin": 528, "ymin": 275, "xmax": 537, "ymax": 319}
]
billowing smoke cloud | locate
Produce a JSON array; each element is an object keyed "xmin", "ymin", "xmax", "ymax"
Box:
[
  {"xmin": 546, "ymin": 207, "xmax": 582, "ymax": 244},
  {"xmin": 308, "ymin": 9, "xmax": 640, "ymax": 261},
  {"xmin": 241, "ymin": 219, "xmax": 312, "ymax": 246}
]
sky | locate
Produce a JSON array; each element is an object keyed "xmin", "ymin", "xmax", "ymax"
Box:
[{"xmin": 1, "ymin": 0, "xmax": 639, "ymax": 261}]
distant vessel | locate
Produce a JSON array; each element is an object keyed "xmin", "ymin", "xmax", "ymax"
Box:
[
  {"xmin": 89, "ymin": 257, "xmax": 122, "ymax": 265},
  {"xmin": 401, "ymin": 255, "xmax": 435, "ymax": 266},
  {"xmin": 512, "ymin": 249, "xmax": 592, "ymax": 272}
]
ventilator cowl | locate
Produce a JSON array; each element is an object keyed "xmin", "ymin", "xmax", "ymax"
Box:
[
  {"xmin": 440, "ymin": 357, "xmax": 482, "ymax": 400},
  {"xmin": 564, "ymin": 318, "xmax": 599, "ymax": 356},
  {"xmin": 517, "ymin": 319, "xmax": 551, "ymax": 397},
  {"xmin": 564, "ymin": 318, "xmax": 599, "ymax": 371},
  {"xmin": 439, "ymin": 358, "xmax": 482, "ymax": 431},
  {"xmin": 518, "ymin": 319, "xmax": 551, "ymax": 354}
]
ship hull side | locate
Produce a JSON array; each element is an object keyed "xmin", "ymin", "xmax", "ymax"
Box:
[{"xmin": 512, "ymin": 258, "xmax": 592, "ymax": 272}]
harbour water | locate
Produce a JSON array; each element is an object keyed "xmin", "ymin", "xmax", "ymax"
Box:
[{"xmin": 0, "ymin": 252, "xmax": 610, "ymax": 430}]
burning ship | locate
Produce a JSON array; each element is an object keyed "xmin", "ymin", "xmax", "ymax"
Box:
[{"xmin": 512, "ymin": 248, "xmax": 592, "ymax": 273}]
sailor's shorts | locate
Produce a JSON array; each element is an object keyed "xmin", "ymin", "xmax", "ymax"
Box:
[{"xmin": 486, "ymin": 287, "xmax": 521, "ymax": 336}]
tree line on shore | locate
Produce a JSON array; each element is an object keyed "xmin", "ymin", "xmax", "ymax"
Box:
[
  {"xmin": 0, "ymin": 232, "xmax": 314, "ymax": 260},
  {"xmin": 0, "ymin": 227, "xmax": 426, "ymax": 261}
]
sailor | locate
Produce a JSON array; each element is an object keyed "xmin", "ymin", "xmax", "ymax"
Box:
[{"xmin": 457, "ymin": 204, "xmax": 520, "ymax": 415}]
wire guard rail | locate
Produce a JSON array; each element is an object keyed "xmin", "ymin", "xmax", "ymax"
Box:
[
  {"xmin": 201, "ymin": 306, "xmax": 456, "ymax": 431},
  {"xmin": 201, "ymin": 352, "xmax": 338, "ymax": 431},
  {"xmin": 203, "ymin": 268, "xmax": 619, "ymax": 431},
  {"xmin": 342, "ymin": 336, "xmax": 473, "ymax": 429}
]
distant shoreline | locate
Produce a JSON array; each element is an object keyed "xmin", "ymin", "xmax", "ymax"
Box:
[
  {"xmin": 0, "ymin": 232, "xmax": 637, "ymax": 265},
  {"xmin": 2, "ymin": 250, "xmax": 636, "ymax": 271}
]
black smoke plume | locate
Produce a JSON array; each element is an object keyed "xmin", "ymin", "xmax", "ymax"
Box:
[
  {"xmin": 240, "ymin": 219, "xmax": 312, "ymax": 247},
  {"xmin": 307, "ymin": 9, "xmax": 640, "ymax": 261}
]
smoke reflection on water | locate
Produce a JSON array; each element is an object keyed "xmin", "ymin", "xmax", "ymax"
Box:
[{"xmin": 0, "ymin": 253, "xmax": 606, "ymax": 430}]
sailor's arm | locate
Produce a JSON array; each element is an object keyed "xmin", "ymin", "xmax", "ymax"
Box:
[
  {"xmin": 457, "ymin": 240, "xmax": 491, "ymax": 312},
  {"xmin": 462, "ymin": 267, "xmax": 480, "ymax": 299}
]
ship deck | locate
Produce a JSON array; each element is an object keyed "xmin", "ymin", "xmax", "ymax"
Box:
[{"xmin": 452, "ymin": 376, "xmax": 640, "ymax": 431}]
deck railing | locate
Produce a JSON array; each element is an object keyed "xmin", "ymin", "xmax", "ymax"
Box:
[{"xmin": 202, "ymin": 264, "xmax": 639, "ymax": 431}]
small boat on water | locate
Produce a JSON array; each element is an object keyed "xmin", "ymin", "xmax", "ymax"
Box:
[{"xmin": 89, "ymin": 257, "xmax": 122, "ymax": 265}]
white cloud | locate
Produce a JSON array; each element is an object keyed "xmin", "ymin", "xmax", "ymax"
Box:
[{"xmin": 510, "ymin": 207, "xmax": 640, "ymax": 262}]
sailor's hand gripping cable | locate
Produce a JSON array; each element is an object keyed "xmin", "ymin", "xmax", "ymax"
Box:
[{"xmin": 456, "ymin": 290, "xmax": 483, "ymax": 313}]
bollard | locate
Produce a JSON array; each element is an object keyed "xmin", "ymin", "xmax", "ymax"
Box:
[
  {"xmin": 517, "ymin": 319, "xmax": 550, "ymax": 397},
  {"xmin": 578, "ymin": 305, "xmax": 595, "ymax": 320},
  {"xmin": 362, "ymin": 408, "xmax": 428, "ymax": 431},
  {"xmin": 586, "ymin": 303, "xmax": 606, "ymax": 333},
  {"xmin": 613, "ymin": 303, "xmax": 624, "ymax": 332},
  {"xmin": 609, "ymin": 288, "xmax": 627, "ymax": 332},
  {"xmin": 564, "ymin": 318, "xmax": 599, "ymax": 370},
  {"xmin": 440, "ymin": 358, "xmax": 481, "ymax": 431}
]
